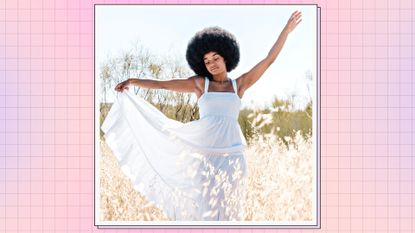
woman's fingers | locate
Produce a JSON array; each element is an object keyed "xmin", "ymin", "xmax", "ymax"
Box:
[
  {"xmin": 115, "ymin": 84, "xmax": 121, "ymax": 91},
  {"xmin": 115, "ymin": 83, "xmax": 125, "ymax": 92},
  {"xmin": 115, "ymin": 80, "xmax": 130, "ymax": 92},
  {"xmin": 286, "ymin": 11, "xmax": 302, "ymax": 32},
  {"xmin": 295, "ymin": 19, "xmax": 302, "ymax": 27},
  {"xmin": 114, "ymin": 81, "xmax": 128, "ymax": 92},
  {"xmin": 292, "ymin": 11, "xmax": 301, "ymax": 23},
  {"xmin": 290, "ymin": 11, "xmax": 302, "ymax": 22},
  {"xmin": 290, "ymin": 11, "xmax": 300, "ymax": 21}
]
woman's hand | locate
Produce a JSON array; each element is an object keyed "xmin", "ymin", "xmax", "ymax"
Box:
[
  {"xmin": 115, "ymin": 79, "xmax": 130, "ymax": 92},
  {"xmin": 284, "ymin": 11, "xmax": 302, "ymax": 34}
]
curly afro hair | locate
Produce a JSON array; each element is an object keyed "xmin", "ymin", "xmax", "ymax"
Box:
[{"xmin": 186, "ymin": 26, "xmax": 240, "ymax": 79}]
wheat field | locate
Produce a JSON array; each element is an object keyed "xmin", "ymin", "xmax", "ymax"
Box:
[{"xmin": 99, "ymin": 129, "xmax": 313, "ymax": 222}]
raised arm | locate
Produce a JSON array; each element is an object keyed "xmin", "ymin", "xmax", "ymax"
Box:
[
  {"xmin": 236, "ymin": 11, "xmax": 302, "ymax": 98},
  {"xmin": 115, "ymin": 75, "xmax": 205, "ymax": 97}
]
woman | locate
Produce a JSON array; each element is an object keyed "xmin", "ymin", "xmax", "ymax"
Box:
[{"xmin": 102, "ymin": 11, "xmax": 302, "ymax": 221}]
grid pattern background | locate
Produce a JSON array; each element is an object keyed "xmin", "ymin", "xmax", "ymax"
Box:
[{"xmin": 1, "ymin": 0, "xmax": 414, "ymax": 232}]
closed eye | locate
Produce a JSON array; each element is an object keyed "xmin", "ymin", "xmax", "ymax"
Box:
[{"xmin": 204, "ymin": 56, "xmax": 220, "ymax": 65}]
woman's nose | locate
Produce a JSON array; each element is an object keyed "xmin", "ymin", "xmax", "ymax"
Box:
[{"xmin": 206, "ymin": 61, "xmax": 214, "ymax": 67}]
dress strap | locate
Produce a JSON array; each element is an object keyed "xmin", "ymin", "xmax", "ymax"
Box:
[
  {"xmin": 231, "ymin": 79, "xmax": 237, "ymax": 93},
  {"xmin": 204, "ymin": 77, "xmax": 209, "ymax": 93}
]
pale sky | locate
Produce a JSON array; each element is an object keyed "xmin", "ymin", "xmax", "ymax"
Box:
[{"xmin": 95, "ymin": 5, "xmax": 317, "ymax": 108}]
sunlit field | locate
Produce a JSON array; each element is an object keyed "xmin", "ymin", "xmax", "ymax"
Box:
[{"xmin": 99, "ymin": 129, "xmax": 313, "ymax": 222}]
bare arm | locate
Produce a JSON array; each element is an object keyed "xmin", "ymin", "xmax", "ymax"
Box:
[
  {"xmin": 115, "ymin": 76, "xmax": 204, "ymax": 96},
  {"xmin": 236, "ymin": 11, "xmax": 302, "ymax": 98}
]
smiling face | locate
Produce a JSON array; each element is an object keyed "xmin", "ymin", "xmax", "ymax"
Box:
[{"xmin": 203, "ymin": 51, "xmax": 227, "ymax": 76}]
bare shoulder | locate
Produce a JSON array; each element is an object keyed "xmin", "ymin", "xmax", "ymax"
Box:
[
  {"xmin": 235, "ymin": 74, "xmax": 246, "ymax": 98},
  {"xmin": 188, "ymin": 75, "xmax": 205, "ymax": 97},
  {"xmin": 188, "ymin": 75, "xmax": 203, "ymax": 87},
  {"xmin": 235, "ymin": 75, "xmax": 244, "ymax": 89},
  {"xmin": 189, "ymin": 75, "xmax": 204, "ymax": 83}
]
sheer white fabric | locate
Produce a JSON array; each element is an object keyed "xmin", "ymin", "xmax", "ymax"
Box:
[{"xmin": 101, "ymin": 78, "xmax": 247, "ymax": 221}]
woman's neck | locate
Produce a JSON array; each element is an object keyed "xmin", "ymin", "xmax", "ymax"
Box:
[{"xmin": 211, "ymin": 73, "xmax": 229, "ymax": 83}]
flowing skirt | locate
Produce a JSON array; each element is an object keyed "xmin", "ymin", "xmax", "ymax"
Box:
[{"xmin": 101, "ymin": 90, "xmax": 247, "ymax": 221}]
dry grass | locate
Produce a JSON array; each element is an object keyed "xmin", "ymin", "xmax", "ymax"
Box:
[
  {"xmin": 99, "ymin": 129, "xmax": 313, "ymax": 222},
  {"xmin": 100, "ymin": 139, "xmax": 169, "ymax": 221},
  {"xmin": 244, "ymin": 131, "xmax": 313, "ymax": 221}
]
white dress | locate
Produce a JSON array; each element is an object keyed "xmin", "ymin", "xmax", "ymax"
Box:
[{"xmin": 101, "ymin": 78, "xmax": 247, "ymax": 221}]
